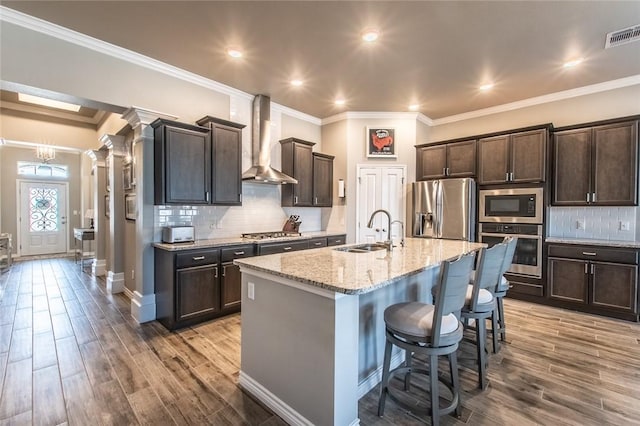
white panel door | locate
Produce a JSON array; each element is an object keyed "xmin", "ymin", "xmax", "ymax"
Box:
[
  {"xmin": 19, "ymin": 181, "xmax": 68, "ymax": 256},
  {"xmin": 356, "ymin": 165, "xmax": 406, "ymax": 244}
]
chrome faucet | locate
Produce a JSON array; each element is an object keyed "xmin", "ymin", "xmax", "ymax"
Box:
[
  {"xmin": 367, "ymin": 209, "xmax": 393, "ymax": 251},
  {"xmin": 391, "ymin": 220, "xmax": 405, "ymax": 247}
]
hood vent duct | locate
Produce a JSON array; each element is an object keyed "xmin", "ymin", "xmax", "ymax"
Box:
[{"xmin": 242, "ymin": 95, "xmax": 298, "ymax": 185}]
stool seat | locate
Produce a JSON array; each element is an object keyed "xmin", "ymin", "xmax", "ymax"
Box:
[
  {"xmin": 464, "ymin": 285, "xmax": 493, "ymax": 306},
  {"xmin": 384, "ymin": 302, "xmax": 460, "ymax": 340}
]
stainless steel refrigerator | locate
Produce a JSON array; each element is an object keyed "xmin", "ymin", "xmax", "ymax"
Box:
[{"xmin": 412, "ymin": 178, "xmax": 476, "ymax": 241}]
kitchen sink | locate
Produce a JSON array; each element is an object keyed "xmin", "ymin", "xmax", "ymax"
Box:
[{"xmin": 334, "ymin": 243, "xmax": 388, "ymax": 253}]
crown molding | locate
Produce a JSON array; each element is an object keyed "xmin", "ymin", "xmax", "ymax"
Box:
[
  {"xmin": 0, "ymin": 138, "xmax": 83, "ymax": 153},
  {"xmin": 271, "ymin": 101, "xmax": 322, "ymax": 126},
  {"xmin": 0, "ymin": 100, "xmax": 100, "ymax": 125},
  {"xmin": 433, "ymin": 75, "xmax": 640, "ymax": 126},
  {"xmin": 416, "ymin": 113, "xmax": 433, "ymax": 126},
  {"xmin": 122, "ymin": 106, "xmax": 178, "ymax": 128},
  {"xmin": 322, "ymin": 111, "xmax": 421, "ymax": 125}
]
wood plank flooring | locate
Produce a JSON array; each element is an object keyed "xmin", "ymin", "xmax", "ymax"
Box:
[{"xmin": 1, "ymin": 257, "xmax": 639, "ymax": 425}]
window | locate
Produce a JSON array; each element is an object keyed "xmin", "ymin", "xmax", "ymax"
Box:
[{"xmin": 17, "ymin": 162, "xmax": 68, "ymax": 178}]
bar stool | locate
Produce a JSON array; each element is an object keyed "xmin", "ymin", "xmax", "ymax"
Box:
[
  {"xmin": 489, "ymin": 237, "xmax": 518, "ymax": 353},
  {"xmin": 461, "ymin": 242, "xmax": 508, "ymax": 390},
  {"xmin": 378, "ymin": 252, "xmax": 475, "ymax": 426}
]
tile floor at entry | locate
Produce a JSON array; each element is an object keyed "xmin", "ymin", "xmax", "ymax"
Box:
[{"xmin": 0, "ymin": 257, "xmax": 639, "ymax": 425}]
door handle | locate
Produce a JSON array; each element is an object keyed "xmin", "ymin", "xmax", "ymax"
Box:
[
  {"xmin": 214, "ymin": 267, "xmax": 218, "ymax": 278},
  {"xmin": 591, "ymin": 192, "xmax": 596, "ymax": 202},
  {"xmin": 294, "ymin": 196, "xmax": 298, "ymax": 204},
  {"xmin": 584, "ymin": 263, "xmax": 588, "ymax": 274},
  {"xmin": 590, "ymin": 263, "xmax": 594, "ymax": 274},
  {"xmin": 586, "ymin": 193, "xmax": 590, "ymax": 203}
]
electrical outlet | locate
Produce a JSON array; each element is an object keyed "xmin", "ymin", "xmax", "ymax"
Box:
[
  {"xmin": 209, "ymin": 223, "xmax": 216, "ymax": 230},
  {"xmin": 619, "ymin": 221, "xmax": 630, "ymax": 231},
  {"xmin": 131, "ymin": 270, "xmax": 135, "ymax": 280},
  {"xmin": 248, "ymin": 282, "xmax": 255, "ymax": 300},
  {"xmin": 576, "ymin": 220, "xmax": 585, "ymax": 230}
]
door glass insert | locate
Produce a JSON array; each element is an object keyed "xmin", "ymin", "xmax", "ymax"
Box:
[{"xmin": 29, "ymin": 187, "xmax": 59, "ymax": 232}]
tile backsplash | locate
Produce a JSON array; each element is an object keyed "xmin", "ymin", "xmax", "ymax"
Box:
[
  {"xmin": 155, "ymin": 183, "xmax": 324, "ymax": 240},
  {"xmin": 548, "ymin": 206, "xmax": 638, "ymax": 241}
]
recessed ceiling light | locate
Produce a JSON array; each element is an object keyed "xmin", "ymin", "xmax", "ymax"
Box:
[
  {"xmin": 291, "ymin": 79, "xmax": 303, "ymax": 87},
  {"xmin": 479, "ymin": 83, "xmax": 494, "ymax": 91},
  {"xmin": 408, "ymin": 104, "xmax": 420, "ymax": 111},
  {"xmin": 563, "ymin": 58, "xmax": 584, "ymax": 68},
  {"xmin": 227, "ymin": 48, "xmax": 243, "ymax": 58},
  {"xmin": 335, "ymin": 99, "xmax": 346, "ymax": 106},
  {"xmin": 361, "ymin": 29, "xmax": 380, "ymax": 42},
  {"xmin": 18, "ymin": 93, "xmax": 81, "ymax": 112}
]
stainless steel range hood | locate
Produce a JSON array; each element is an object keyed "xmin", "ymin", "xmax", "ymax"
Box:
[{"xmin": 242, "ymin": 95, "xmax": 298, "ymax": 185}]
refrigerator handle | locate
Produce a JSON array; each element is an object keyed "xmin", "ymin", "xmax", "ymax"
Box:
[{"xmin": 436, "ymin": 181, "xmax": 443, "ymax": 238}]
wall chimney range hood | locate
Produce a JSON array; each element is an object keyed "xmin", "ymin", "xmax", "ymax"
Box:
[{"xmin": 242, "ymin": 95, "xmax": 298, "ymax": 185}]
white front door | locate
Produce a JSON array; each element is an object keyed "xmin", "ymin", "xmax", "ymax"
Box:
[
  {"xmin": 19, "ymin": 181, "xmax": 68, "ymax": 256},
  {"xmin": 356, "ymin": 165, "xmax": 407, "ymax": 244}
]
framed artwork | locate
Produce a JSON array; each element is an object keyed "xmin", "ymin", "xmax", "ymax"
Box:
[
  {"xmin": 366, "ymin": 127, "xmax": 396, "ymax": 158},
  {"xmin": 105, "ymin": 195, "xmax": 110, "ymax": 219},
  {"xmin": 125, "ymin": 193, "xmax": 137, "ymax": 221},
  {"xmin": 123, "ymin": 162, "xmax": 133, "ymax": 191}
]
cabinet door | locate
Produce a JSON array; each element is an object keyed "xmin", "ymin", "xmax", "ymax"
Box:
[
  {"xmin": 416, "ymin": 145, "xmax": 447, "ymax": 180},
  {"xmin": 221, "ymin": 262, "xmax": 241, "ymax": 310},
  {"xmin": 592, "ymin": 120, "xmax": 639, "ymax": 205},
  {"xmin": 478, "ymin": 135, "xmax": 509, "ymax": 184},
  {"xmin": 313, "ymin": 154, "xmax": 333, "ymax": 206},
  {"xmin": 176, "ymin": 264, "xmax": 219, "ymax": 321},
  {"xmin": 157, "ymin": 126, "xmax": 211, "ymax": 204},
  {"xmin": 548, "ymin": 257, "xmax": 588, "ymax": 304},
  {"xmin": 446, "ymin": 140, "xmax": 476, "ymax": 178},
  {"xmin": 553, "ymin": 128, "xmax": 592, "ymax": 205},
  {"xmin": 511, "ymin": 129, "xmax": 546, "ymax": 183},
  {"xmin": 211, "ymin": 124, "xmax": 242, "ymax": 205},
  {"xmin": 591, "ymin": 262, "xmax": 638, "ymax": 313},
  {"xmin": 293, "ymin": 143, "xmax": 314, "ymax": 206}
]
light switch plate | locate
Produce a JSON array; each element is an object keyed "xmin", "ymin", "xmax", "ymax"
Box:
[{"xmin": 576, "ymin": 220, "xmax": 585, "ymax": 230}]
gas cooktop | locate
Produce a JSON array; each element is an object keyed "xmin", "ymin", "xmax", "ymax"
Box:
[{"xmin": 242, "ymin": 231, "xmax": 301, "ymax": 240}]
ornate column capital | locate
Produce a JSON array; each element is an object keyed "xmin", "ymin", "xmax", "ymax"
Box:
[
  {"xmin": 122, "ymin": 106, "xmax": 177, "ymax": 129},
  {"xmin": 99, "ymin": 134, "xmax": 128, "ymax": 157}
]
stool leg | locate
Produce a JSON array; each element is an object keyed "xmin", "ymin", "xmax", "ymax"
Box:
[
  {"xmin": 476, "ymin": 319, "xmax": 488, "ymax": 390},
  {"xmin": 404, "ymin": 349, "xmax": 412, "ymax": 391},
  {"xmin": 377, "ymin": 337, "xmax": 393, "ymax": 416},
  {"xmin": 429, "ymin": 354, "xmax": 440, "ymax": 426},
  {"xmin": 491, "ymin": 309, "xmax": 500, "ymax": 354},
  {"xmin": 449, "ymin": 351, "xmax": 462, "ymax": 418},
  {"xmin": 498, "ymin": 297, "xmax": 506, "ymax": 342}
]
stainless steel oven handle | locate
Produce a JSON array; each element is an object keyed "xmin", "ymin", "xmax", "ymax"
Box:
[{"xmin": 479, "ymin": 232, "xmax": 542, "ymax": 240}]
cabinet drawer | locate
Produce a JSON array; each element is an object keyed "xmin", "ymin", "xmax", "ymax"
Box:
[
  {"xmin": 548, "ymin": 245, "xmax": 638, "ymax": 264},
  {"xmin": 326, "ymin": 235, "xmax": 347, "ymax": 246},
  {"xmin": 221, "ymin": 244, "xmax": 255, "ymax": 262},
  {"xmin": 176, "ymin": 249, "xmax": 220, "ymax": 268},
  {"xmin": 308, "ymin": 238, "xmax": 328, "ymax": 249},
  {"xmin": 259, "ymin": 240, "xmax": 309, "ymax": 256}
]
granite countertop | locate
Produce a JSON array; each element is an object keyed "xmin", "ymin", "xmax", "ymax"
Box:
[
  {"xmin": 545, "ymin": 237, "xmax": 640, "ymax": 249},
  {"xmin": 234, "ymin": 238, "xmax": 486, "ymax": 295},
  {"xmin": 153, "ymin": 231, "xmax": 346, "ymax": 251}
]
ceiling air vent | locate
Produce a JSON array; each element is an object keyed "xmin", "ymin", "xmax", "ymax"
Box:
[{"xmin": 605, "ymin": 24, "xmax": 640, "ymax": 49}]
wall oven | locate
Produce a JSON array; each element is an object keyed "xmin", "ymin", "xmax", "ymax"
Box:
[
  {"xmin": 479, "ymin": 187, "xmax": 543, "ymax": 224},
  {"xmin": 478, "ymin": 223, "xmax": 543, "ymax": 278}
]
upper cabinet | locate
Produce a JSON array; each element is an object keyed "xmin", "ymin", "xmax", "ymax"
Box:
[
  {"xmin": 153, "ymin": 117, "xmax": 245, "ymax": 206},
  {"xmin": 553, "ymin": 119, "xmax": 638, "ymax": 206},
  {"xmin": 196, "ymin": 116, "xmax": 246, "ymax": 205},
  {"xmin": 416, "ymin": 139, "xmax": 476, "ymax": 180},
  {"xmin": 478, "ymin": 128, "xmax": 547, "ymax": 185},
  {"xmin": 152, "ymin": 119, "xmax": 211, "ymax": 205},
  {"xmin": 312, "ymin": 153, "xmax": 335, "ymax": 207},
  {"xmin": 281, "ymin": 138, "xmax": 315, "ymax": 207}
]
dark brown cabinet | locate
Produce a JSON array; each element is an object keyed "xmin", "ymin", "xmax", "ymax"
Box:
[
  {"xmin": 220, "ymin": 245, "xmax": 255, "ymax": 311},
  {"xmin": 553, "ymin": 119, "xmax": 638, "ymax": 206},
  {"xmin": 281, "ymin": 138, "xmax": 315, "ymax": 206},
  {"xmin": 258, "ymin": 240, "xmax": 310, "ymax": 255},
  {"xmin": 152, "ymin": 119, "xmax": 211, "ymax": 205},
  {"xmin": 478, "ymin": 129, "xmax": 547, "ymax": 185},
  {"xmin": 312, "ymin": 153, "xmax": 334, "ymax": 207},
  {"xmin": 176, "ymin": 264, "xmax": 220, "ymax": 321},
  {"xmin": 196, "ymin": 116, "xmax": 246, "ymax": 206},
  {"xmin": 327, "ymin": 235, "xmax": 347, "ymax": 246},
  {"xmin": 416, "ymin": 139, "xmax": 476, "ymax": 180},
  {"xmin": 547, "ymin": 244, "xmax": 639, "ymax": 320}
]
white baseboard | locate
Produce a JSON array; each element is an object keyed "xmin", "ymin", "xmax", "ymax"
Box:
[
  {"xmin": 123, "ymin": 287, "xmax": 134, "ymax": 300},
  {"xmin": 239, "ymin": 371, "xmax": 361, "ymax": 426},
  {"xmin": 92, "ymin": 258, "xmax": 106, "ymax": 276},
  {"xmin": 131, "ymin": 290, "xmax": 156, "ymax": 323},
  {"xmin": 357, "ymin": 350, "xmax": 404, "ymax": 398},
  {"xmin": 106, "ymin": 271, "xmax": 125, "ymax": 294}
]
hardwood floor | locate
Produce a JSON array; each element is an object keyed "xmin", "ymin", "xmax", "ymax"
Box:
[{"xmin": 0, "ymin": 257, "xmax": 639, "ymax": 425}]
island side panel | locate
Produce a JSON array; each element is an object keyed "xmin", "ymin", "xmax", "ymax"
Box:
[
  {"xmin": 357, "ymin": 265, "xmax": 440, "ymax": 392},
  {"xmin": 239, "ymin": 270, "xmax": 359, "ymax": 426}
]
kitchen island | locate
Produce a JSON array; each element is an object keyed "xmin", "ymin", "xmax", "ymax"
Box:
[{"xmin": 235, "ymin": 238, "xmax": 485, "ymax": 426}]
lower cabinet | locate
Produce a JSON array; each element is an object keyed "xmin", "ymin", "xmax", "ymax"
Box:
[
  {"xmin": 220, "ymin": 245, "xmax": 255, "ymax": 311},
  {"xmin": 547, "ymin": 244, "xmax": 639, "ymax": 320},
  {"xmin": 176, "ymin": 264, "xmax": 220, "ymax": 322}
]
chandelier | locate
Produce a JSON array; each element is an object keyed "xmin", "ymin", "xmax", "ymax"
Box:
[{"xmin": 36, "ymin": 145, "xmax": 56, "ymax": 163}]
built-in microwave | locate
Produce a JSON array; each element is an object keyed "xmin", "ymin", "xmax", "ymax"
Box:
[{"xmin": 479, "ymin": 187, "xmax": 543, "ymax": 224}]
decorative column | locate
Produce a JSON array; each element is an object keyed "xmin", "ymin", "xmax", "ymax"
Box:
[
  {"xmin": 99, "ymin": 134, "xmax": 128, "ymax": 294},
  {"xmin": 87, "ymin": 147, "xmax": 108, "ymax": 276},
  {"xmin": 122, "ymin": 107, "xmax": 177, "ymax": 323}
]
